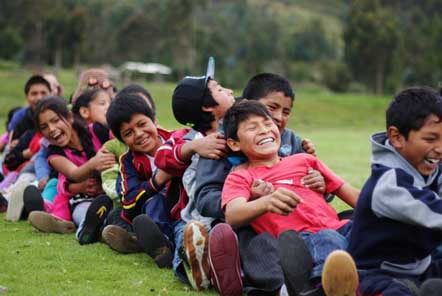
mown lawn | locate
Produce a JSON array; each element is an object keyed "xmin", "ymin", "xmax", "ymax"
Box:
[{"xmin": 0, "ymin": 67, "xmax": 391, "ymax": 295}]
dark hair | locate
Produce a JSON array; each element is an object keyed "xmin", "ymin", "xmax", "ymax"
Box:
[
  {"xmin": 106, "ymin": 93, "xmax": 155, "ymax": 142},
  {"xmin": 71, "ymin": 89, "xmax": 108, "ymax": 125},
  {"xmin": 223, "ymin": 100, "xmax": 273, "ymax": 141},
  {"xmin": 387, "ymin": 87, "xmax": 442, "ymax": 139},
  {"xmin": 24, "ymin": 75, "xmax": 51, "ymax": 95},
  {"xmin": 118, "ymin": 84, "xmax": 156, "ymax": 114},
  {"xmin": 242, "ymin": 73, "xmax": 295, "ymax": 102},
  {"xmin": 193, "ymin": 81, "xmax": 218, "ymax": 133},
  {"xmin": 34, "ymin": 96, "xmax": 96, "ymax": 159}
]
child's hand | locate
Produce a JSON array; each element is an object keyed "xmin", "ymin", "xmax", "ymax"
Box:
[
  {"xmin": 302, "ymin": 139, "xmax": 316, "ymax": 155},
  {"xmin": 266, "ymin": 187, "xmax": 302, "ymax": 216},
  {"xmin": 38, "ymin": 177, "xmax": 49, "ymax": 191},
  {"xmin": 194, "ymin": 133, "xmax": 227, "ymax": 160},
  {"xmin": 251, "ymin": 179, "xmax": 274, "ymax": 199},
  {"xmin": 91, "ymin": 147, "xmax": 116, "ymax": 172},
  {"xmin": 153, "ymin": 169, "xmax": 173, "ymax": 187},
  {"xmin": 301, "ymin": 168, "xmax": 325, "ymax": 193},
  {"xmin": 85, "ymin": 178, "xmax": 103, "ymax": 196}
]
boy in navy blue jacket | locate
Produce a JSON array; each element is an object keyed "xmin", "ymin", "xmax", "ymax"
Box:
[{"xmin": 348, "ymin": 87, "xmax": 442, "ymax": 296}]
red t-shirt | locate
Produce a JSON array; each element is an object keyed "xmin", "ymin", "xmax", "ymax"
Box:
[{"xmin": 222, "ymin": 153, "xmax": 348, "ymax": 237}]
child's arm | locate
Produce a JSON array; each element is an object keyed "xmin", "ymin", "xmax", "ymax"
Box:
[
  {"xmin": 334, "ymin": 183, "xmax": 360, "ymax": 208},
  {"xmin": 225, "ymin": 187, "xmax": 302, "ymax": 229},
  {"xmin": 68, "ymin": 178, "xmax": 103, "ymax": 196},
  {"xmin": 49, "ymin": 147, "xmax": 116, "ymax": 182},
  {"xmin": 155, "ymin": 131, "xmax": 227, "ymax": 176},
  {"xmin": 120, "ymin": 151, "xmax": 172, "ymax": 221}
]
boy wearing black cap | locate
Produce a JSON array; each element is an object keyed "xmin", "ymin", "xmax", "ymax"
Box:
[{"xmin": 154, "ymin": 57, "xmax": 235, "ymax": 291}]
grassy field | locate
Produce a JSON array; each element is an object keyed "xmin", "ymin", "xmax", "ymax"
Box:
[{"xmin": 0, "ymin": 67, "xmax": 391, "ymax": 295}]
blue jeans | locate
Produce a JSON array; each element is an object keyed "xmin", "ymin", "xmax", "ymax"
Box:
[
  {"xmin": 142, "ymin": 193, "xmax": 173, "ymax": 240},
  {"xmin": 300, "ymin": 221, "xmax": 352, "ymax": 278},
  {"xmin": 172, "ymin": 219, "xmax": 189, "ymax": 284}
]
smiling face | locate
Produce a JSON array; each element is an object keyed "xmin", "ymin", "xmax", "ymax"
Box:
[
  {"xmin": 38, "ymin": 109, "xmax": 74, "ymax": 148},
  {"xmin": 227, "ymin": 114, "xmax": 281, "ymax": 166},
  {"xmin": 258, "ymin": 91, "xmax": 293, "ymax": 133},
  {"xmin": 27, "ymin": 83, "xmax": 50, "ymax": 111},
  {"xmin": 390, "ymin": 114, "xmax": 442, "ymax": 176},
  {"xmin": 119, "ymin": 113, "xmax": 161, "ymax": 155}
]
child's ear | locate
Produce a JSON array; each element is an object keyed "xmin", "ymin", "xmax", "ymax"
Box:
[
  {"xmin": 202, "ymin": 106, "xmax": 215, "ymax": 113},
  {"xmin": 79, "ymin": 106, "xmax": 90, "ymax": 120},
  {"xmin": 387, "ymin": 126, "xmax": 406, "ymax": 149},
  {"xmin": 226, "ymin": 138, "xmax": 241, "ymax": 152}
]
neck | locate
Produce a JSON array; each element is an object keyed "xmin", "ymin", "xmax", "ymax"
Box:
[
  {"xmin": 68, "ymin": 129, "xmax": 82, "ymax": 151},
  {"xmin": 146, "ymin": 136, "xmax": 163, "ymax": 157},
  {"xmin": 247, "ymin": 154, "xmax": 280, "ymax": 168}
]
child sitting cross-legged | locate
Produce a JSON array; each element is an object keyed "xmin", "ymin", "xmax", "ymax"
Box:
[{"xmin": 221, "ymin": 100, "xmax": 360, "ymax": 296}]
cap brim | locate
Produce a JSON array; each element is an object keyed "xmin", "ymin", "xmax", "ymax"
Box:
[{"xmin": 205, "ymin": 56, "xmax": 215, "ymax": 83}]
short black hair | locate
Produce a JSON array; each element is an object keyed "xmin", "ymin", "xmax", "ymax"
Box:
[
  {"xmin": 223, "ymin": 100, "xmax": 273, "ymax": 141},
  {"xmin": 24, "ymin": 75, "xmax": 51, "ymax": 95},
  {"xmin": 387, "ymin": 87, "xmax": 442, "ymax": 138},
  {"xmin": 242, "ymin": 73, "xmax": 294, "ymax": 102},
  {"xmin": 106, "ymin": 93, "xmax": 155, "ymax": 142},
  {"xmin": 118, "ymin": 84, "xmax": 156, "ymax": 114}
]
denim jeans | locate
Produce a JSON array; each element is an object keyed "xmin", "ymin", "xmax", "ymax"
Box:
[
  {"xmin": 172, "ymin": 219, "xmax": 189, "ymax": 284},
  {"xmin": 300, "ymin": 221, "xmax": 352, "ymax": 278}
]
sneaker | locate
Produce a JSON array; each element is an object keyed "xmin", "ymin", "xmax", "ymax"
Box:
[
  {"xmin": 101, "ymin": 225, "xmax": 143, "ymax": 253},
  {"xmin": 77, "ymin": 195, "xmax": 113, "ymax": 245},
  {"xmin": 419, "ymin": 278, "xmax": 442, "ymax": 296},
  {"xmin": 278, "ymin": 230, "xmax": 313, "ymax": 296},
  {"xmin": 183, "ymin": 220, "xmax": 211, "ymax": 291},
  {"xmin": 321, "ymin": 250, "xmax": 358, "ymax": 296},
  {"xmin": 28, "ymin": 211, "xmax": 76, "ymax": 233},
  {"xmin": 133, "ymin": 214, "xmax": 173, "ymax": 268},
  {"xmin": 23, "ymin": 185, "xmax": 44, "ymax": 215},
  {"xmin": 0, "ymin": 193, "xmax": 8, "ymax": 213},
  {"xmin": 209, "ymin": 223, "xmax": 242, "ymax": 296},
  {"xmin": 5, "ymin": 180, "xmax": 28, "ymax": 221}
]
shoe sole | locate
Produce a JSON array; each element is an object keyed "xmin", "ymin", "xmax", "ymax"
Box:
[
  {"xmin": 322, "ymin": 250, "xmax": 359, "ymax": 296},
  {"xmin": 133, "ymin": 215, "xmax": 172, "ymax": 268},
  {"xmin": 23, "ymin": 185, "xmax": 44, "ymax": 214},
  {"xmin": 5, "ymin": 181, "xmax": 28, "ymax": 221},
  {"xmin": 183, "ymin": 220, "xmax": 211, "ymax": 291},
  {"xmin": 28, "ymin": 211, "xmax": 76, "ymax": 233},
  {"xmin": 278, "ymin": 230, "xmax": 313, "ymax": 296},
  {"xmin": 209, "ymin": 223, "xmax": 242, "ymax": 296},
  {"xmin": 78, "ymin": 195, "xmax": 112, "ymax": 245},
  {"xmin": 101, "ymin": 225, "xmax": 143, "ymax": 253}
]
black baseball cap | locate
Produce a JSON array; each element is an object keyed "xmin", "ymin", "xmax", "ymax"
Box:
[{"xmin": 172, "ymin": 57, "xmax": 215, "ymax": 126}]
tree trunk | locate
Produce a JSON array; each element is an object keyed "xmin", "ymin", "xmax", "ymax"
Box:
[{"xmin": 375, "ymin": 58, "xmax": 385, "ymax": 95}]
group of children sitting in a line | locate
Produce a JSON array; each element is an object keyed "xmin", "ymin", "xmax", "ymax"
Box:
[{"xmin": 1, "ymin": 57, "xmax": 442, "ymax": 296}]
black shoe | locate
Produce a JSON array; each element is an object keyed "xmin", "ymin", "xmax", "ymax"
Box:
[
  {"xmin": 77, "ymin": 194, "xmax": 113, "ymax": 245},
  {"xmin": 23, "ymin": 185, "xmax": 44, "ymax": 216},
  {"xmin": 0, "ymin": 193, "xmax": 8, "ymax": 213},
  {"xmin": 419, "ymin": 279, "xmax": 442, "ymax": 296},
  {"xmin": 133, "ymin": 214, "xmax": 173, "ymax": 268},
  {"xmin": 278, "ymin": 230, "xmax": 313, "ymax": 296}
]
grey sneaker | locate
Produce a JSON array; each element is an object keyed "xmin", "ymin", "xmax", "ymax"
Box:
[
  {"xmin": 28, "ymin": 211, "xmax": 76, "ymax": 233},
  {"xmin": 101, "ymin": 225, "xmax": 143, "ymax": 254},
  {"xmin": 5, "ymin": 180, "xmax": 29, "ymax": 221}
]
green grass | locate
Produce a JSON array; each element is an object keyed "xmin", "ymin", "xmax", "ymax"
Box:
[{"xmin": 0, "ymin": 67, "xmax": 391, "ymax": 295}]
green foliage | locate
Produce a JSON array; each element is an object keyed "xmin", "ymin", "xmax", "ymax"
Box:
[
  {"xmin": 320, "ymin": 61, "xmax": 352, "ymax": 93},
  {"xmin": 344, "ymin": 0, "xmax": 399, "ymax": 94}
]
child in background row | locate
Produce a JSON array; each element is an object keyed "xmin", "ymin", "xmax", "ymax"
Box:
[{"xmin": 27, "ymin": 97, "xmax": 115, "ymax": 245}]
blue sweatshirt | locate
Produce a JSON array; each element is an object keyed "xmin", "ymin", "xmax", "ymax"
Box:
[{"xmin": 347, "ymin": 132, "xmax": 442, "ymax": 275}]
